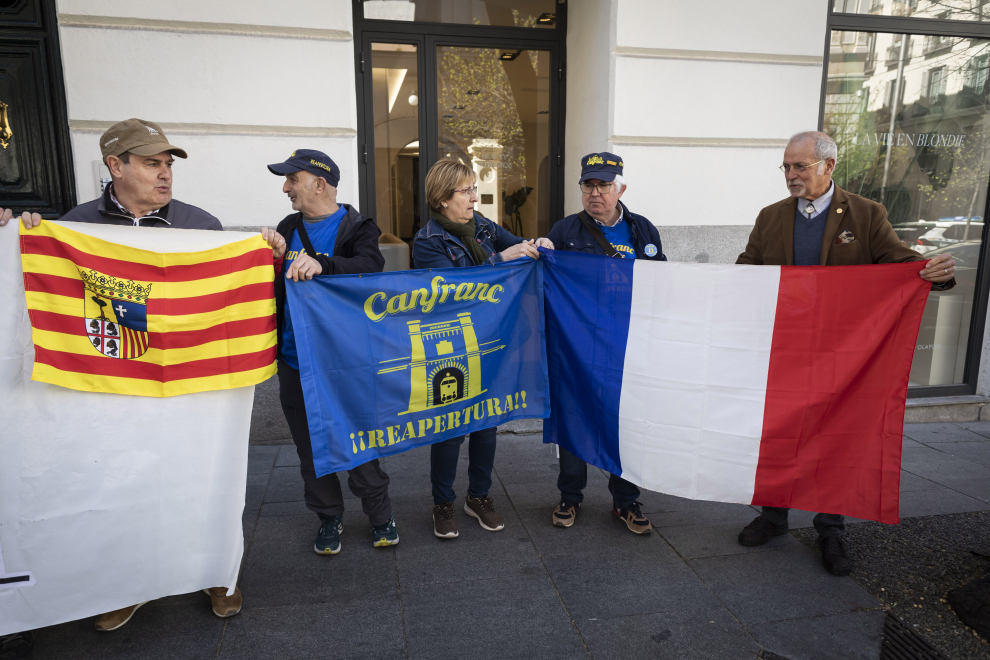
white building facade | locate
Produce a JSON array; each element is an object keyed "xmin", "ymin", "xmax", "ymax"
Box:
[{"xmin": 4, "ymin": 0, "xmax": 990, "ymax": 415}]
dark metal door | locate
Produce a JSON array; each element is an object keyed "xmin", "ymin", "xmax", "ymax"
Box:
[{"xmin": 0, "ymin": 0, "xmax": 75, "ymax": 217}]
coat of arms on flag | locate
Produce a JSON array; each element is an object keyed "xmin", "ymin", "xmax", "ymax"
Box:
[
  {"xmin": 80, "ymin": 269, "xmax": 152, "ymax": 360},
  {"xmin": 20, "ymin": 220, "xmax": 277, "ymax": 397}
]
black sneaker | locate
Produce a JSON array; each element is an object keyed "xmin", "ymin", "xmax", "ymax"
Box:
[
  {"xmin": 817, "ymin": 535, "xmax": 852, "ymax": 575},
  {"xmin": 371, "ymin": 515, "xmax": 399, "ymax": 547},
  {"xmin": 0, "ymin": 631, "xmax": 34, "ymax": 660},
  {"xmin": 314, "ymin": 514, "xmax": 342, "ymax": 555},
  {"xmin": 552, "ymin": 500, "xmax": 580, "ymax": 528},
  {"xmin": 612, "ymin": 501, "xmax": 651, "ymax": 534},
  {"xmin": 737, "ymin": 515, "xmax": 788, "ymax": 547}
]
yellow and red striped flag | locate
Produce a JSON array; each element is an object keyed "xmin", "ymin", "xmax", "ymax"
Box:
[{"xmin": 20, "ymin": 221, "xmax": 277, "ymax": 397}]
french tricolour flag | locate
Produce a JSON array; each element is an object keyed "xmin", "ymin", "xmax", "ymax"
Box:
[{"xmin": 541, "ymin": 250, "xmax": 931, "ymax": 524}]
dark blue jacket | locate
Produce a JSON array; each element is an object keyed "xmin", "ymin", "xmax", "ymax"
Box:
[
  {"xmin": 546, "ymin": 201, "xmax": 666, "ymax": 261},
  {"xmin": 412, "ymin": 212, "xmax": 523, "ymax": 269}
]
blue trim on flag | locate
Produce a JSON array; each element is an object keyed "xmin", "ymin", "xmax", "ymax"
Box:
[{"xmin": 541, "ymin": 249, "xmax": 633, "ymax": 477}]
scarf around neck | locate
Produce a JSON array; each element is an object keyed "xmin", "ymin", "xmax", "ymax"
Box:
[{"xmin": 431, "ymin": 211, "xmax": 487, "ymax": 266}]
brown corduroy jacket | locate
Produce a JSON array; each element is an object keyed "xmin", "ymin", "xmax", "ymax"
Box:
[{"xmin": 737, "ymin": 183, "xmax": 926, "ymax": 267}]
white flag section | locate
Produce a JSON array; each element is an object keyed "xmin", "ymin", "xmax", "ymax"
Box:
[{"xmin": 0, "ymin": 220, "xmax": 257, "ymax": 635}]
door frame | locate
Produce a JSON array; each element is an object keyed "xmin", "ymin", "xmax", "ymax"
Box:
[{"xmin": 352, "ymin": 0, "xmax": 568, "ymax": 236}]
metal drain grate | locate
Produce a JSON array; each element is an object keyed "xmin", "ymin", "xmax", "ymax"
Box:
[{"xmin": 882, "ymin": 612, "xmax": 952, "ymax": 660}]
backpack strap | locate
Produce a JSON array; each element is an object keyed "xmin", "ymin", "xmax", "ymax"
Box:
[{"xmin": 578, "ymin": 211, "xmax": 621, "ymax": 258}]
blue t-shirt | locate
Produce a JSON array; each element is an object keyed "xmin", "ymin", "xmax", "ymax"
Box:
[
  {"xmin": 598, "ymin": 219, "xmax": 637, "ymax": 259},
  {"xmin": 281, "ymin": 206, "xmax": 346, "ymax": 369}
]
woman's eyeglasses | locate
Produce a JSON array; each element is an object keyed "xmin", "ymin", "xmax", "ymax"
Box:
[{"xmin": 452, "ymin": 185, "xmax": 479, "ymax": 196}]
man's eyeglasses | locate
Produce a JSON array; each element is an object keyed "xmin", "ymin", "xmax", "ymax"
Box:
[
  {"xmin": 453, "ymin": 185, "xmax": 479, "ymax": 196},
  {"xmin": 779, "ymin": 160, "xmax": 825, "ymax": 174},
  {"xmin": 579, "ymin": 182, "xmax": 615, "ymax": 194}
]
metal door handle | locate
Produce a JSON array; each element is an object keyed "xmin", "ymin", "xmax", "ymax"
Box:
[{"xmin": 0, "ymin": 99, "xmax": 12, "ymax": 149}]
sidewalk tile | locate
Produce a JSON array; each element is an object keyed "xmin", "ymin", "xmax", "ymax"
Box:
[
  {"xmin": 689, "ymin": 545, "xmax": 878, "ymax": 625},
  {"xmin": 259, "ymin": 501, "xmax": 310, "ymax": 517},
  {"xmin": 899, "ymin": 487, "xmax": 990, "ymax": 517},
  {"xmin": 218, "ymin": 598, "xmax": 404, "ymax": 660},
  {"xmin": 899, "ymin": 471, "xmax": 943, "ymax": 492},
  {"xmin": 577, "ymin": 607, "xmax": 760, "ymax": 660},
  {"xmin": 516, "ymin": 506, "xmax": 668, "ymax": 557},
  {"xmin": 499, "ymin": 479, "xmax": 614, "ymax": 511},
  {"xmin": 957, "ymin": 421, "xmax": 990, "ymax": 439},
  {"xmin": 274, "ymin": 445, "xmax": 300, "ymax": 468},
  {"xmin": 542, "ymin": 549, "xmax": 716, "ymax": 620},
  {"xmin": 396, "ymin": 536, "xmax": 544, "ymax": 587},
  {"xmin": 658, "ymin": 521, "xmax": 800, "ymax": 560},
  {"xmin": 646, "ymin": 496, "xmax": 758, "ymax": 528},
  {"xmin": 748, "ymin": 610, "xmax": 885, "ymax": 660},
  {"xmin": 32, "ymin": 597, "xmax": 225, "ymax": 660},
  {"xmin": 401, "ymin": 575, "xmax": 585, "ymax": 660},
  {"xmin": 262, "ymin": 467, "xmax": 306, "ymax": 503},
  {"xmin": 247, "ymin": 445, "xmax": 279, "ymax": 475},
  {"xmin": 930, "ymin": 440, "xmax": 990, "ymax": 468},
  {"xmin": 237, "ymin": 514, "xmax": 397, "ymax": 608},
  {"xmin": 940, "ymin": 477, "xmax": 990, "ymax": 503},
  {"xmin": 901, "ymin": 445, "xmax": 990, "ymax": 482},
  {"xmin": 903, "ymin": 423, "xmax": 989, "ymax": 444}
]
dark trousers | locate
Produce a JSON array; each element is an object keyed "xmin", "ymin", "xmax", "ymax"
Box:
[
  {"xmin": 761, "ymin": 506, "xmax": 845, "ymax": 538},
  {"xmin": 557, "ymin": 446, "xmax": 640, "ymax": 510},
  {"xmin": 277, "ymin": 361, "xmax": 392, "ymax": 525},
  {"xmin": 430, "ymin": 426, "xmax": 497, "ymax": 505}
]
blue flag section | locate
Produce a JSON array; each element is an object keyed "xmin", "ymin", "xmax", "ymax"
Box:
[
  {"xmin": 540, "ymin": 249, "xmax": 635, "ymax": 476},
  {"xmin": 287, "ymin": 259, "xmax": 550, "ymax": 476}
]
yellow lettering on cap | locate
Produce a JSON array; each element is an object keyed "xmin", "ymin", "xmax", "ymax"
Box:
[
  {"xmin": 606, "ymin": 160, "xmax": 616, "ymax": 165},
  {"xmin": 310, "ymin": 159, "xmax": 334, "ymax": 174},
  {"xmin": 587, "ymin": 155, "xmax": 604, "ymax": 166},
  {"xmin": 618, "ymin": 161, "xmax": 624, "ymax": 167}
]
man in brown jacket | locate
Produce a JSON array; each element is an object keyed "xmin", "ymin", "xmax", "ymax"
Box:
[{"xmin": 736, "ymin": 130, "xmax": 955, "ymax": 576}]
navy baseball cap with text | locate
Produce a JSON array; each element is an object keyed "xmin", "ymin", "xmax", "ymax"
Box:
[
  {"xmin": 579, "ymin": 152, "xmax": 624, "ymax": 183},
  {"xmin": 267, "ymin": 149, "xmax": 340, "ymax": 187}
]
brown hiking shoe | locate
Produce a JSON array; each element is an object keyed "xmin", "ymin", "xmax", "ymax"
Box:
[
  {"xmin": 433, "ymin": 501, "xmax": 459, "ymax": 538},
  {"xmin": 94, "ymin": 602, "xmax": 149, "ymax": 631},
  {"xmin": 552, "ymin": 500, "xmax": 580, "ymax": 528},
  {"xmin": 464, "ymin": 495, "xmax": 504, "ymax": 531},
  {"xmin": 203, "ymin": 586, "xmax": 242, "ymax": 617},
  {"xmin": 612, "ymin": 501, "xmax": 651, "ymax": 535}
]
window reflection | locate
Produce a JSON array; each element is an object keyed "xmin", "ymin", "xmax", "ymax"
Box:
[
  {"xmin": 834, "ymin": 0, "xmax": 990, "ymax": 22},
  {"xmin": 363, "ymin": 0, "xmax": 556, "ymax": 28},
  {"xmin": 826, "ymin": 30, "xmax": 990, "ymax": 385}
]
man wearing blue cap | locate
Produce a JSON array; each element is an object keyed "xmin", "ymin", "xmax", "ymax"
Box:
[
  {"xmin": 545, "ymin": 152, "xmax": 666, "ymax": 535},
  {"xmin": 263, "ymin": 149, "xmax": 398, "ymax": 555}
]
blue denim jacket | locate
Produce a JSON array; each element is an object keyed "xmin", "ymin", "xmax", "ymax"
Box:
[{"xmin": 412, "ymin": 212, "xmax": 523, "ymax": 269}]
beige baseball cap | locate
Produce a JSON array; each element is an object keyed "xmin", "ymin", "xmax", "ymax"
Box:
[{"xmin": 99, "ymin": 118, "xmax": 188, "ymax": 162}]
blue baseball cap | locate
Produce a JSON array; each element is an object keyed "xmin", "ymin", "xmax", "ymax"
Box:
[
  {"xmin": 267, "ymin": 149, "xmax": 340, "ymax": 187},
  {"xmin": 579, "ymin": 152, "xmax": 624, "ymax": 183}
]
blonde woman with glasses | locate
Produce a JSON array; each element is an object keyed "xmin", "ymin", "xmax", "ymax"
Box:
[{"xmin": 412, "ymin": 158, "xmax": 552, "ymax": 539}]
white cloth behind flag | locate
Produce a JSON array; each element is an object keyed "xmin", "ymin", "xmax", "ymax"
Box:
[{"xmin": 0, "ymin": 221, "xmax": 257, "ymax": 635}]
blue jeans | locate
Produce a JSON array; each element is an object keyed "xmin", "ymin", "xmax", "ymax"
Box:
[
  {"xmin": 431, "ymin": 426, "xmax": 497, "ymax": 504},
  {"xmin": 761, "ymin": 506, "xmax": 845, "ymax": 538},
  {"xmin": 557, "ymin": 446, "xmax": 640, "ymax": 510}
]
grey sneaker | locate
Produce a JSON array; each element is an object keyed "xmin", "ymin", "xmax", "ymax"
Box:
[
  {"xmin": 465, "ymin": 494, "xmax": 504, "ymax": 531},
  {"xmin": 315, "ymin": 514, "xmax": 343, "ymax": 555},
  {"xmin": 433, "ymin": 501, "xmax": 459, "ymax": 538}
]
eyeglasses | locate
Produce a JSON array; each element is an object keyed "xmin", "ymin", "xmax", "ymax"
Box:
[
  {"xmin": 579, "ymin": 182, "xmax": 615, "ymax": 194},
  {"xmin": 779, "ymin": 160, "xmax": 825, "ymax": 174},
  {"xmin": 452, "ymin": 185, "xmax": 478, "ymax": 196}
]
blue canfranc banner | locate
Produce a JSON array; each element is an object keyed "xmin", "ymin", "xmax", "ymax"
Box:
[{"xmin": 287, "ymin": 259, "xmax": 550, "ymax": 476}]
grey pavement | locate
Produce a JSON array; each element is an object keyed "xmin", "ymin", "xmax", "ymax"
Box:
[{"xmin": 24, "ymin": 386, "xmax": 990, "ymax": 659}]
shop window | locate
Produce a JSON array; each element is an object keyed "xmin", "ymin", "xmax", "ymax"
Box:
[{"xmin": 362, "ymin": 0, "xmax": 557, "ymax": 29}]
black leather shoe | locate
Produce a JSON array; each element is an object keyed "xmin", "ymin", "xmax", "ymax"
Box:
[
  {"xmin": 737, "ymin": 515, "xmax": 789, "ymax": 547},
  {"xmin": 817, "ymin": 535, "xmax": 852, "ymax": 575}
]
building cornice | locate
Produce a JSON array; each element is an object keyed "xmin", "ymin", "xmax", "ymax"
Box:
[
  {"xmin": 610, "ymin": 136, "xmax": 789, "ymax": 148},
  {"xmin": 613, "ymin": 46, "xmax": 822, "ymax": 66},
  {"xmin": 58, "ymin": 14, "xmax": 352, "ymax": 42},
  {"xmin": 69, "ymin": 120, "xmax": 357, "ymax": 138}
]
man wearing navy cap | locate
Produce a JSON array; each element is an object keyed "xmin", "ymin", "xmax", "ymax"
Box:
[
  {"xmin": 263, "ymin": 149, "xmax": 398, "ymax": 555},
  {"xmin": 545, "ymin": 152, "xmax": 666, "ymax": 535}
]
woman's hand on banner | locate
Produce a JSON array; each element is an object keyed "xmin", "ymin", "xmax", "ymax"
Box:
[
  {"xmin": 0, "ymin": 209, "xmax": 42, "ymax": 230},
  {"xmin": 921, "ymin": 253, "xmax": 956, "ymax": 282},
  {"xmin": 286, "ymin": 253, "xmax": 323, "ymax": 281},
  {"xmin": 535, "ymin": 237, "xmax": 554, "ymax": 250},
  {"xmin": 501, "ymin": 240, "xmax": 541, "ymax": 261},
  {"xmin": 261, "ymin": 227, "xmax": 286, "ymax": 259}
]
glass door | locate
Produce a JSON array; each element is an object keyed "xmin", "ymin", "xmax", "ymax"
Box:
[
  {"xmin": 369, "ymin": 42, "xmax": 421, "ymax": 241},
  {"xmin": 436, "ymin": 46, "xmax": 551, "ymax": 238}
]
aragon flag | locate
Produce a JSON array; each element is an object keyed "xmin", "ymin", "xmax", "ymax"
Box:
[{"xmin": 20, "ymin": 221, "xmax": 277, "ymax": 397}]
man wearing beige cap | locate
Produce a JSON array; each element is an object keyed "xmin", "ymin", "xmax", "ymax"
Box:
[{"xmin": 0, "ymin": 119, "xmax": 272, "ymax": 633}]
